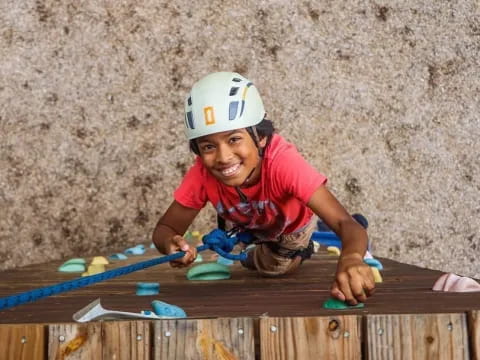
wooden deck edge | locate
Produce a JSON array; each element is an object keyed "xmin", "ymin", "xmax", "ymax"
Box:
[{"xmin": 0, "ymin": 312, "xmax": 478, "ymax": 360}]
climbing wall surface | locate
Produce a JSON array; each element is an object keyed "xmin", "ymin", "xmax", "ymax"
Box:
[{"xmin": 0, "ymin": 1, "xmax": 479, "ymax": 277}]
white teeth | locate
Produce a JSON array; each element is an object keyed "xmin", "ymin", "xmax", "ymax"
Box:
[{"xmin": 221, "ymin": 164, "xmax": 240, "ymax": 176}]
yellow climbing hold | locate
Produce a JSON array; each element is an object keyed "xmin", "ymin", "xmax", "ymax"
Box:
[
  {"xmin": 191, "ymin": 231, "xmax": 200, "ymax": 238},
  {"xmin": 327, "ymin": 246, "xmax": 341, "ymax": 256},
  {"xmin": 371, "ymin": 267, "xmax": 383, "ymax": 283},
  {"xmin": 91, "ymin": 256, "xmax": 109, "ymax": 265},
  {"xmin": 81, "ymin": 264, "xmax": 105, "ymax": 276},
  {"xmin": 313, "ymin": 242, "xmax": 320, "ymax": 253}
]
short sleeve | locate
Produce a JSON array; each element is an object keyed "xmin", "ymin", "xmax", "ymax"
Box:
[
  {"xmin": 174, "ymin": 158, "xmax": 208, "ymax": 210},
  {"xmin": 270, "ymin": 146, "xmax": 327, "ymax": 204}
]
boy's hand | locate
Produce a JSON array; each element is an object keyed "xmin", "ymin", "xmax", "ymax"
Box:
[
  {"xmin": 165, "ymin": 235, "xmax": 197, "ymax": 268},
  {"xmin": 330, "ymin": 253, "xmax": 375, "ymax": 305}
]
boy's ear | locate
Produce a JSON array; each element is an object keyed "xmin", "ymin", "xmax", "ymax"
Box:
[{"xmin": 259, "ymin": 136, "xmax": 267, "ymax": 148}]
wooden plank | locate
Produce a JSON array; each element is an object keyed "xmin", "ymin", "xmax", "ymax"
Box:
[
  {"xmin": 0, "ymin": 324, "xmax": 46, "ymax": 360},
  {"xmin": 259, "ymin": 316, "xmax": 361, "ymax": 360},
  {"xmin": 365, "ymin": 313, "xmax": 470, "ymax": 359},
  {"xmin": 102, "ymin": 320, "xmax": 151, "ymax": 360},
  {"xmin": 469, "ymin": 310, "xmax": 480, "ymax": 360},
  {"xmin": 48, "ymin": 322, "xmax": 101, "ymax": 359},
  {"xmin": 153, "ymin": 318, "xmax": 254, "ymax": 360}
]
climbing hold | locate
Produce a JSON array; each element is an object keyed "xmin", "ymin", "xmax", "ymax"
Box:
[
  {"xmin": 313, "ymin": 242, "xmax": 320, "ymax": 253},
  {"xmin": 108, "ymin": 253, "xmax": 128, "ymax": 261},
  {"xmin": 58, "ymin": 258, "xmax": 86, "ymax": 273},
  {"xmin": 371, "ymin": 267, "xmax": 383, "ymax": 283},
  {"xmin": 432, "ymin": 273, "xmax": 480, "ymax": 292},
  {"xmin": 58, "ymin": 258, "xmax": 86, "ymax": 272},
  {"xmin": 82, "ymin": 264, "xmax": 105, "ymax": 276},
  {"xmin": 186, "ymin": 263, "xmax": 231, "ymax": 281},
  {"xmin": 150, "ymin": 243, "xmax": 156, "ymax": 249},
  {"xmin": 136, "ymin": 282, "xmax": 160, "ymax": 296},
  {"xmin": 125, "ymin": 245, "xmax": 146, "ymax": 255},
  {"xmin": 327, "ymin": 246, "xmax": 341, "ymax": 256},
  {"xmin": 91, "ymin": 256, "xmax": 109, "ymax": 265},
  {"xmin": 151, "ymin": 300, "xmax": 187, "ymax": 318},
  {"xmin": 194, "ymin": 254, "xmax": 203, "ymax": 263},
  {"xmin": 322, "ymin": 297, "xmax": 365, "ymax": 310},
  {"xmin": 364, "ymin": 258, "xmax": 383, "ymax": 270},
  {"xmin": 217, "ymin": 255, "xmax": 234, "ymax": 266}
]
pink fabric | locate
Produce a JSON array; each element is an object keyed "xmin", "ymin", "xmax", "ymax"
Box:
[
  {"xmin": 432, "ymin": 273, "xmax": 480, "ymax": 292},
  {"xmin": 174, "ymin": 134, "xmax": 327, "ymax": 240}
]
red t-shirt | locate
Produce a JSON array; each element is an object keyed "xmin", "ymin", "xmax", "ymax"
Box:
[{"xmin": 174, "ymin": 134, "xmax": 327, "ymax": 240}]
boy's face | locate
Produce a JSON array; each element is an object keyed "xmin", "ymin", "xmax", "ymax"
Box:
[{"xmin": 196, "ymin": 128, "xmax": 267, "ymax": 187}]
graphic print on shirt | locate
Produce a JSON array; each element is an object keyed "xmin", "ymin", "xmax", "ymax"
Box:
[{"xmin": 215, "ymin": 197, "xmax": 292, "ymax": 241}]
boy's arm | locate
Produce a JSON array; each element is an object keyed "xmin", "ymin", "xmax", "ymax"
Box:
[
  {"xmin": 153, "ymin": 200, "xmax": 200, "ymax": 268},
  {"xmin": 307, "ymin": 186, "xmax": 375, "ymax": 305}
]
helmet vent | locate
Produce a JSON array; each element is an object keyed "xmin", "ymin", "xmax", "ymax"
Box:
[
  {"xmin": 229, "ymin": 101, "xmax": 239, "ymax": 120},
  {"xmin": 232, "ymin": 78, "xmax": 242, "ymax": 82},
  {"xmin": 186, "ymin": 111, "xmax": 195, "ymax": 129},
  {"xmin": 187, "ymin": 97, "xmax": 192, "ymax": 106},
  {"xmin": 229, "ymin": 87, "xmax": 239, "ymax": 96}
]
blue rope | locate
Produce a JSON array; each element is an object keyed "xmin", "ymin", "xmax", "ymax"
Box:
[
  {"xmin": 0, "ymin": 229, "xmax": 339, "ymax": 311},
  {"xmin": 0, "ymin": 244, "xmax": 208, "ymax": 312}
]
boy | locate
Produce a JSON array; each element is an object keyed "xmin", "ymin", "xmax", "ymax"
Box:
[{"xmin": 153, "ymin": 72, "xmax": 374, "ymax": 305}]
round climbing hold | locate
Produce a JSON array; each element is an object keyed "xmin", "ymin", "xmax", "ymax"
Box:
[
  {"xmin": 136, "ymin": 282, "xmax": 160, "ymax": 296},
  {"xmin": 322, "ymin": 297, "xmax": 365, "ymax": 310},
  {"xmin": 186, "ymin": 262, "xmax": 231, "ymax": 281}
]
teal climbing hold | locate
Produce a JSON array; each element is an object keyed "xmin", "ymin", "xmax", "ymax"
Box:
[
  {"xmin": 217, "ymin": 255, "xmax": 234, "ymax": 266},
  {"xmin": 136, "ymin": 282, "xmax": 160, "ymax": 296},
  {"xmin": 186, "ymin": 262, "xmax": 231, "ymax": 281},
  {"xmin": 125, "ymin": 244, "xmax": 145, "ymax": 255},
  {"xmin": 322, "ymin": 297, "xmax": 365, "ymax": 310},
  {"xmin": 108, "ymin": 253, "xmax": 128, "ymax": 261},
  {"xmin": 151, "ymin": 300, "xmax": 187, "ymax": 318},
  {"xmin": 194, "ymin": 254, "xmax": 203, "ymax": 263},
  {"xmin": 58, "ymin": 258, "xmax": 86, "ymax": 273},
  {"xmin": 364, "ymin": 258, "xmax": 383, "ymax": 270}
]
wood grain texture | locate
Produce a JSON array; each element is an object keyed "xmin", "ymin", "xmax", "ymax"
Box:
[
  {"xmin": 153, "ymin": 318, "xmax": 254, "ymax": 360},
  {"xmin": 1, "ymin": 251, "xmax": 480, "ymax": 324},
  {"xmin": 48, "ymin": 322, "xmax": 101, "ymax": 360},
  {"xmin": 259, "ymin": 316, "xmax": 361, "ymax": 360},
  {"xmin": 102, "ymin": 321, "xmax": 150, "ymax": 360},
  {"xmin": 469, "ymin": 310, "xmax": 480, "ymax": 360},
  {"xmin": 365, "ymin": 313, "xmax": 470, "ymax": 360},
  {"xmin": 0, "ymin": 324, "xmax": 46, "ymax": 360}
]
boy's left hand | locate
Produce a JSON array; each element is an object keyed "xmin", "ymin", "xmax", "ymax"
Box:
[{"xmin": 331, "ymin": 253, "xmax": 375, "ymax": 305}]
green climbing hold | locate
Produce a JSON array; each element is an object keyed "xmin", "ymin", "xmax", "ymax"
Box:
[
  {"xmin": 58, "ymin": 258, "xmax": 86, "ymax": 273},
  {"xmin": 322, "ymin": 297, "xmax": 364, "ymax": 310},
  {"xmin": 186, "ymin": 262, "xmax": 231, "ymax": 281}
]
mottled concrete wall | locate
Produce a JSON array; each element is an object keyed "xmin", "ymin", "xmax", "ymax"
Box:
[{"xmin": 0, "ymin": 1, "xmax": 479, "ymax": 277}]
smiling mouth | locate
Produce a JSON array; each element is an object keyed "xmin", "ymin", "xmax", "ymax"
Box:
[{"xmin": 219, "ymin": 163, "xmax": 241, "ymax": 177}]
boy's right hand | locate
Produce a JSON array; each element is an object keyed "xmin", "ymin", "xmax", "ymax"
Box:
[{"xmin": 165, "ymin": 235, "xmax": 197, "ymax": 268}]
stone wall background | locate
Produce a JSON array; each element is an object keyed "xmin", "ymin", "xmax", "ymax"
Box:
[{"xmin": 0, "ymin": 0, "xmax": 479, "ymax": 277}]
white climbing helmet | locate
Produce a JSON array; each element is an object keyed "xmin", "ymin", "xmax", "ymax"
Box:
[{"xmin": 184, "ymin": 72, "xmax": 266, "ymax": 140}]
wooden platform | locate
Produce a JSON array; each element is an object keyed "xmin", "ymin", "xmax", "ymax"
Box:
[{"xmin": 0, "ymin": 248, "xmax": 479, "ymax": 359}]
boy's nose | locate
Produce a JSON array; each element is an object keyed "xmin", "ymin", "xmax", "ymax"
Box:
[{"xmin": 216, "ymin": 144, "xmax": 234, "ymax": 164}]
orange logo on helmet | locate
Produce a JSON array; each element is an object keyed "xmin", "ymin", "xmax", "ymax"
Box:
[{"xmin": 204, "ymin": 106, "xmax": 215, "ymax": 125}]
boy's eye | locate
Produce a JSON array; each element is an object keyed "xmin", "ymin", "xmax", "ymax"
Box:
[
  {"xmin": 201, "ymin": 144, "xmax": 215, "ymax": 152},
  {"xmin": 229, "ymin": 136, "xmax": 242, "ymax": 143}
]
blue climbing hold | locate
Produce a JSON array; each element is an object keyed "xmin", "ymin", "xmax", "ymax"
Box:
[
  {"xmin": 364, "ymin": 258, "xmax": 383, "ymax": 270},
  {"xmin": 109, "ymin": 253, "xmax": 128, "ymax": 261},
  {"xmin": 125, "ymin": 245, "xmax": 146, "ymax": 255},
  {"xmin": 136, "ymin": 282, "xmax": 160, "ymax": 296},
  {"xmin": 151, "ymin": 300, "xmax": 187, "ymax": 318}
]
